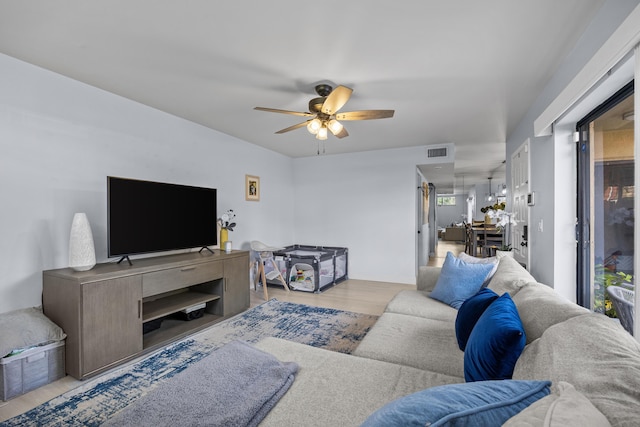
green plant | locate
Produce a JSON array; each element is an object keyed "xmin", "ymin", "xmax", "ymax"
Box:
[
  {"xmin": 499, "ymin": 244, "xmax": 512, "ymax": 251},
  {"xmin": 480, "ymin": 202, "xmax": 506, "ymax": 213},
  {"xmin": 593, "ymin": 264, "xmax": 633, "ymax": 318}
]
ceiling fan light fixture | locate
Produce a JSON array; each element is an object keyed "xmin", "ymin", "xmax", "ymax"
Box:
[
  {"xmin": 254, "ymin": 84, "xmax": 394, "ymax": 146},
  {"xmin": 316, "ymin": 126, "xmax": 328, "ymax": 140},
  {"xmin": 327, "ymin": 119, "xmax": 343, "ymax": 135},
  {"xmin": 307, "ymin": 118, "xmax": 322, "ymax": 134}
]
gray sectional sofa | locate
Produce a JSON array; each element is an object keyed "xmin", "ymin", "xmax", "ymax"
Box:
[{"xmin": 255, "ymin": 255, "xmax": 640, "ymax": 426}]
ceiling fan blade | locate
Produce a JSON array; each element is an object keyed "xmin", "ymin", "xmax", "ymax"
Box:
[
  {"xmin": 254, "ymin": 107, "xmax": 315, "ymax": 117},
  {"xmin": 335, "ymin": 110, "xmax": 395, "ymax": 121},
  {"xmin": 275, "ymin": 120, "xmax": 311, "ymax": 134},
  {"xmin": 321, "ymin": 85, "xmax": 353, "ymax": 115},
  {"xmin": 333, "ymin": 127, "xmax": 349, "ymax": 139}
]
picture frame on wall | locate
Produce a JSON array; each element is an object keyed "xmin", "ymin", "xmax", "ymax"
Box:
[{"xmin": 245, "ymin": 175, "xmax": 260, "ymax": 201}]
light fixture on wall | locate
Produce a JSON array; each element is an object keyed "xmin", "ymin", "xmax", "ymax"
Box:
[
  {"xmin": 622, "ymin": 111, "xmax": 634, "ymax": 121},
  {"xmin": 501, "ymin": 184, "xmax": 507, "ymax": 195}
]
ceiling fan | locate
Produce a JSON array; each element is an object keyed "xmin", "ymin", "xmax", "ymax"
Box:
[{"xmin": 254, "ymin": 84, "xmax": 394, "ymax": 140}]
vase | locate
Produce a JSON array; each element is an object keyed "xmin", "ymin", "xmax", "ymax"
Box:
[
  {"xmin": 69, "ymin": 213, "xmax": 96, "ymax": 271},
  {"xmin": 484, "ymin": 214, "xmax": 492, "ymax": 224},
  {"xmin": 220, "ymin": 228, "xmax": 228, "ymax": 250}
]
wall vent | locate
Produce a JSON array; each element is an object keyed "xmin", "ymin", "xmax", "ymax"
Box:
[{"xmin": 427, "ymin": 147, "xmax": 448, "ymax": 158}]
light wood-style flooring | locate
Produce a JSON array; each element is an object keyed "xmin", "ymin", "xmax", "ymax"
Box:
[{"xmin": 0, "ymin": 240, "xmax": 462, "ymax": 422}]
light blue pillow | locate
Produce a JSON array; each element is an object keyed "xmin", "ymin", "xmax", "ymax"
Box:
[
  {"xmin": 429, "ymin": 252, "xmax": 495, "ymax": 309},
  {"xmin": 464, "ymin": 293, "xmax": 526, "ymax": 382},
  {"xmin": 361, "ymin": 380, "xmax": 551, "ymax": 427}
]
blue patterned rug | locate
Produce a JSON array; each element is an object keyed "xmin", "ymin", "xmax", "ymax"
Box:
[{"xmin": 1, "ymin": 299, "xmax": 377, "ymax": 426}]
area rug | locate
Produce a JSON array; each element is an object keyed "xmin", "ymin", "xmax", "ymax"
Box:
[{"xmin": 1, "ymin": 299, "xmax": 378, "ymax": 427}]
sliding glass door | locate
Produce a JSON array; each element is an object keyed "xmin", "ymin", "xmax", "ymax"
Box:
[{"xmin": 576, "ymin": 81, "xmax": 635, "ymax": 335}]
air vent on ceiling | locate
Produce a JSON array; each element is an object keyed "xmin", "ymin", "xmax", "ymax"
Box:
[{"xmin": 427, "ymin": 147, "xmax": 448, "ymax": 158}]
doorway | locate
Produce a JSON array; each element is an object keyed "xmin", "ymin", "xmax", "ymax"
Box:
[{"xmin": 511, "ymin": 139, "xmax": 530, "ymax": 268}]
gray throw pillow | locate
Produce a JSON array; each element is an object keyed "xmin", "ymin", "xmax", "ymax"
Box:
[
  {"xmin": 512, "ymin": 282, "xmax": 589, "ymax": 343},
  {"xmin": 513, "ymin": 313, "xmax": 640, "ymax": 426},
  {"xmin": 486, "ymin": 256, "xmax": 534, "ymax": 296}
]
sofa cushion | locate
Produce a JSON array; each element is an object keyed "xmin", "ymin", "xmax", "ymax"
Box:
[
  {"xmin": 416, "ymin": 266, "xmax": 442, "ymax": 292},
  {"xmin": 464, "ymin": 293, "xmax": 526, "ymax": 382},
  {"xmin": 455, "ymin": 288, "xmax": 499, "ymax": 351},
  {"xmin": 385, "ymin": 290, "xmax": 458, "ymax": 323},
  {"xmin": 429, "ymin": 252, "xmax": 495, "ymax": 309},
  {"xmin": 513, "ymin": 313, "xmax": 640, "ymax": 426},
  {"xmin": 353, "ymin": 312, "xmax": 465, "ymax": 379},
  {"xmin": 361, "ymin": 380, "xmax": 550, "ymax": 427},
  {"xmin": 503, "ymin": 382, "xmax": 611, "ymax": 427},
  {"xmin": 512, "ymin": 282, "xmax": 589, "ymax": 344},
  {"xmin": 254, "ymin": 337, "xmax": 462, "ymax": 427},
  {"xmin": 486, "ymin": 256, "xmax": 534, "ymax": 296}
]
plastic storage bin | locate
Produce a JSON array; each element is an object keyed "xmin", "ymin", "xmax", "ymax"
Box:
[
  {"xmin": 1, "ymin": 340, "xmax": 65, "ymax": 401},
  {"xmin": 268, "ymin": 245, "xmax": 348, "ymax": 292}
]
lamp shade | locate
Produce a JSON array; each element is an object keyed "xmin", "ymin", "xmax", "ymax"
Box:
[
  {"xmin": 69, "ymin": 212, "xmax": 96, "ymax": 271},
  {"xmin": 316, "ymin": 126, "xmax": 328, "ymax": 140},
  {"xmin": 327, "ymin": 119, "xmax": 343, "ymax": 134},
  {"xmin": 307, "ymin": 118, "xmax": 322, "ymax": 134}
]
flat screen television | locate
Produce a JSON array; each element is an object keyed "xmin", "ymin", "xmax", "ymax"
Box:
[{"xmin": 108, "ymin": 176, "xmax": 217, "ymax": 263}]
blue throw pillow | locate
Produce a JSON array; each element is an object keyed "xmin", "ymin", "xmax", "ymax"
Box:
[
  {"xmin": 429, "ymin": 252, "xmax": 495, "ymax": 309},
  {"xmin": 361, "ymin": 380, "xmax": 551, "ymax": 427},
  {"xmin": 455, "ymin": 288, "xmax": 499, "ymax": 351},
  {"xmin": 464, "ymin": 293, "xmax": 526, "ymax": 382}
]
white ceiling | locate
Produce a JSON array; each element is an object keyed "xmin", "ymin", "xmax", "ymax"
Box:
[{"xmin": 0, "ymin": 1, "xmax": 605, "ymax": 193}]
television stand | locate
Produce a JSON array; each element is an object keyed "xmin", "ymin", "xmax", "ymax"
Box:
[
  {"xmin": 199, "ymin": 246, "xmax": 214, "ymax": 254},
  {"xmin": 116, "ymin": 256, "xmax": 132, "ymax": 266},
  {"xmin": 42, "ymin": 250, "xmax": 249, "ymax": 380}
]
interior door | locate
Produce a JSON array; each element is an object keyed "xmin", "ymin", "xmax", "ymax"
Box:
[{"xmin": 511, "ymin": 139, "xmax": 530, "ymax": 267}]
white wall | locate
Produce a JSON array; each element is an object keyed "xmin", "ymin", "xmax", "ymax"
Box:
[
  {"xmin": 436, "ymin": 195, "xmax": 466, "ymax": 227},
  {"xmin": 291, "ymin": 146, "xmax": 430, "ymax": 285},
  {"xmin": 0, "ymin": 52, "xmax": 431, "ymax": 314},
  {"xmin": 0, "ymin": 53, "xmax": 296, "ymax": 313},
  {"xmin": 505, "ymin": 0, "xmax": 639, "ymax": 295}
]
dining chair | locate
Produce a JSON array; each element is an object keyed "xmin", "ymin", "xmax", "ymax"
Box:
[{"xmin": 482, "ymin": 224, "xmax": 503, "ymax": 257}]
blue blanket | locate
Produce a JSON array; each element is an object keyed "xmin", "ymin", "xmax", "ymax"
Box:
[{"xmin": 104, "ymin": 340, "xmax": 298, "ymax": 427}]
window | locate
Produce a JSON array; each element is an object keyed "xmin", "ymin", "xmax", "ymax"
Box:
[
  {"xmin": 576, "ymin": 81, "xmax": 634, "ymax": 335},
  {"xmin": 437, "ymin": 196, "xmax": 456, "ymax": 206}
]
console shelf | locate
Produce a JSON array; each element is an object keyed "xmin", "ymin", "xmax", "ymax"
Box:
[
  {"xmin": 142, "ymin": 312, "xmax": 223, "ymax": 350},
  {"xmin": 143, "ymin": 291, "xmax": 221, "ymax": 322},
  {"xmin": 43, "ymin": 250, "xmax": 249, "ymax": 380}
]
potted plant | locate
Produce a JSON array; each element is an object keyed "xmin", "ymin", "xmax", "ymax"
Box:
[
  {"xmin": 486, "ymin": 207, "xmax": 517, "ymax": 257},
  {"xmin": 480, "ymin": 202, "xmax": 506, "ymax": 224},
  {"xmin": 217, "ymin": 209, "xmax": 236, "ymax": 251}
]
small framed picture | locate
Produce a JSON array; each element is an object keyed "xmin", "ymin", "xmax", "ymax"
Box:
[{"xmin": 245, "ymin": 175, "xmax": 260, "ymax": 201}]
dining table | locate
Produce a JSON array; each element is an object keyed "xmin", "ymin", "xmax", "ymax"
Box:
[{"xmin": 470, "ymin": 226, "xmax": 503, "ymax": 257}]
